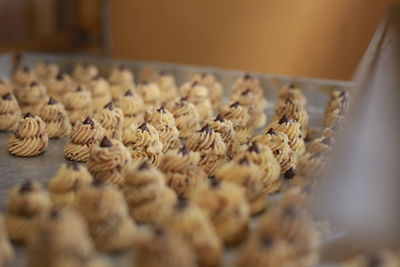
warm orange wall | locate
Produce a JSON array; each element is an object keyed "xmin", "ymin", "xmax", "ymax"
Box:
[{"xmin": 110, "ymin": 0, "xmax": 399, "ymax": 80}]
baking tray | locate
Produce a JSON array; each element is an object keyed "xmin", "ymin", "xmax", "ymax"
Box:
[{"xmin": 0, "ymin": 52, "xmax": 353, "ymax": 266}]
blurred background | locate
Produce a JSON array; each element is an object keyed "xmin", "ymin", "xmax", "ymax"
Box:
[{"xmin": 0, "ymin": 0, "xmax": 398, "ymax": 80}]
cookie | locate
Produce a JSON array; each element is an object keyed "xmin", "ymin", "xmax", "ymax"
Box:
[
  {"xmin": 48, "ymin": 162, "xmax": 93, "ymax": 207},
  {"xmin": 154, "ymin": 71, "xmax": 178, "ymax": 104},
  {"xmin": 190, "ymin": 178, "xmax": 250, "ymax": 245},
  {"xmin": 115, "ymin": 89, "xmax": 145, "ymax": 129},
  {"xmin": 219, "ymin": 101, "xmax": 252, "ymax": 144},
  {"xmin": 0, "ymin": 92, "xmax": 21, "ymax": 132},
  {"xmin": 63, "ymin": 86, "xmax": 93, "ymax": 125},
  {"xmin": 144, "ymin": 106, "xmax": 180, "ymax": 153},
  {"xmin": 73, "ymin": 63, "xmax": 99, "ymax": 84},
  {"xmin": 179, "ymin": 81, "xmax": 212, "ymax": 121},
  {"xmin": 35, "ymin": 61, "xmax": 59, "ymax": 85},
  {"xmin": 39, "ymin": 97, "xmax": 71, "ymax": 138},
  {"xmin": 15, "ymin": 81, "xmax": 47, "ymax": 115},
  {"xmin": 45, "ymin": 72, "xmax": 75, "ymax": 102},
  {"xmin": 165, "ymin": 98, "xmax": 200, "ymax": 139},
  {"xmin": 136, "ymin": 81, "xmax": 161, "ymax": 111},
  {"xmin": 12, "ymin": 66, "xmax": 37, "ymax": 90},
  {"xmin": 87, "ymin": 136, "xmax": 131, "ymax": 186},
  {"xmin": 64, "ymin": 116, "xmax": 105, "ymax": 162},
  {"xmin": 74, "ymin": 182, "xmax": 136, "ymax": 252},
  {"xmin": 108, "ymin": 65, "xmax": 135, "ymax": 100},
  {"xmin": 5, "ymin": 180, "xmax": 51, "ymax": 243},
  {"xmin": 123, "ymin": 122, "xmax": 163, "ymax": 167},
  {"xmin": 193, "ymin": 73, "xmax": 223, "ymax": 111},
  {"xmin": 186, "ymin": 124, "xmax": 227, "ymax": 176},
  {"xmin": 8, "ymin": 113, "xmax": 49, "ymax": 157},
  {"xmin": 122, "ymin": 161, "xmax": 177, "ymax": 224},
  {"xmin": 85, "ymin": 75, "xmax": 112, "ymax": 111},
  {"xmin": 93, "ymin": 102, "xmax": 124, "ymax": 140},
  {"xmin": 159, "ymin": 145, "xmax": 207, "ymax": 197}
]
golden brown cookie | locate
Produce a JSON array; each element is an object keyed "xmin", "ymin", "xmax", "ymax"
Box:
[
  {"xmin": 8, "ymin": 113, "xmax": 49, "ymax": 157},
  {"xmin": 159, "ymin": 145, "xmax": 207, "ymax": 197},
  {"xmin": 324, "ymin": 106, "xmax": 345, "ymax": 128},
  {"xmin": 216, "ymin": 156, "xmax": 267, "ymax": 215},
  {"xmin": 193, "ymin": 73, "xmax": 223, "ymax": 111},
  {"xmin": 74, "ymin": 182, "xmax": 136, "ymax": 252},
  {"xmin": 115, "ymin": 89, "xmax": 145, "ymax": 129},
  {"xmin": 48, "ymin": 162, "xmax": 93, "ymax": 207},
  {"xmin": 5, "ymin": 180, "xmax": 52, "ymax": 243},
  {"xmin": 256, "ymin": 202, "xmax": 320, "ymax": 267},
  {"xmin": 266, "ymin": 116, "xmax": 305, "ymax": 157},
  {"xmin": 307, "ymin": 135, "xmax": 334, "ymax": 155},
  {"xmin": 46, "ymin": 72, "xmax": 75, "ymax": 102},
  {"xmin": 87, "ymin": 136, "xmax": 131, "ymax": 186},
  {"xmin": 12, "ymin": 66, "xmax": 37, "ymax": 90},
  {"xmin": 15, "ymin": 81, "xmax": 47, "ymax": 115},
  {"xmin": 27, "ymin": 208, "xmax": 110, "ymax": 267},
  {"xmin": 252, "ymin": 128, "xmax": 297, "ymax": 174},
  {"xmin": 275, "ymin": 98, "xmax": 309, "ymax": 133},
  {"xmin": 0, "ymin": 92, "xmax": 21, "ymax": 132},
  {"xmin": 205, "ymin": 113, "xmax": 239, "ymax": 159},
  {"xmin": 234, "ymin": 142, "xmax": 281, "ymax": 194},
  {"xmin": 122, "ymin": 161, "xmax": 177, "ymax": 224},
  {"xmin": 231, "ymin": 73, "xmax": 263, "ymax": 97},
  {"xmin": 325, "ymin": 89, "xmax": 350, "ymax": 116},
  {"xmin": 39, "ymin": 97, "xmax": 71, "ymax": 138},
  {"xmin": 131, "ymin": 227, "xmax": 197, "ymax": 267},
  {"xmin": 219, "ymin": 101, "xmax": 252, "ymax": 144},
  {"xmin": 190, "ymin": 178, "xmax": 250, "ymax": 245},
  {"xmin": 94, "ymin": 102, "xmax": 124, "ymax": 140},
  {"xmin": 159, "ymin": 199, "xmax": 222, "ymax": 267},
  {"xmin": 64, "ymin": 116, "xmax": 105, "ymax": 162},
  {"xmin": 85, "ymin": 75, "xmax": 112, "ymax": 111},
  {"xmin": 179, "ymin": 81, "xmax": 212, "ymax": 121},
  {"xmin": 165, "ymin": 97, "xmax": 200, "ymax": 139},
  {"xmin": 63, "ymin": 86, "xmax": 93, "ymax": 125},
  {"xmin": 292, "ymin": 152, "xmax": 327, "ymax": 187},
  {"xmin": 186, "ymin": 124, "xmax": 227, "ymax": 176},
  {"xmin": 35, "ymin": 61, "xmax": 59, "ymax": 85},
  {"xmin": 73, "ymin": 63, "xmax": 99, "ymax": 84},
  {"xmin": 0, "ymin": 215, "xmax": 14, "ymax": 266},
  {"xmin": 154, "ymin": 71, "xmax": 178, "ymax": 104},
  {"xmin": 277, "ymin": 84, "xmax": 307, "ymax": 106},
  {"xmin": 144, "ymin": 106, "xmax": 180, "ymax": 153},
  {"xmin": 136, "ymin": 81, "xmax": 161, "ymax": 111},
  {"xmin": 123, "ymin": 122, "xmax": 163, "ymax": 167},
  {"xmin": 0, "ymin": 78, "xmax": 13, "ymax": 95},
  {"xmin": 108, "ymin": 65, "xmax": 135, "ymax": 100}
]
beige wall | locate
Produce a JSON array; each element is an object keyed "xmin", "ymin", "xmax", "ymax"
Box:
[{"xmin": 110, "ymin": 0, "xmax": 399, "ymax": 80}]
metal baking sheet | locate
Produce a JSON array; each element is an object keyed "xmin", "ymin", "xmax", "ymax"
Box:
[{"xmin": 0, "ymin": 52, "xmax": 354, "ymax": 266}]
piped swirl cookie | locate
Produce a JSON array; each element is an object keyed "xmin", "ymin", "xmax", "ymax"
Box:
[
  {"xmin": 231, "ymin": 73, "xmax": 263, "ymax": 97},
  {"xmin": 5, "ymin": 180, "xmax": 51, "ymax": 243},
  {"xmin": 275, "ymin": 98, "xmax": 309, "ymax": 132},
  {"xmin": 277, "ymin": 84, "xmax": 307, "ymax": 106},
  {"xmin": 122, "ymin": 161, "xmax": 177, "ymax": 224},
  {"xmin": 85, "ymin": 75, "xmax": 112, "ymax": 111},
  {"xmin": 48, "ymin": 162, "xmax": 93, "ymax": 207},
  {"xmin": 131, "ymin": 227, "xmax": 196, "ymax": 267},
  {"xmin": 28, "ymin": 208, "xmax": 111, "ymax": 267},
  {"xmin": 115, "ymin": 89, "xmax": 145, "ymax": 129},
  {"xmin": 190, "ymin": 178, "xmax": 250, "ymax": 245},
  {"xmin": 159, "ymin": 199, "xmax": 222, "ymax": 267},
  {"xmin": 266, "ymin": 116, "xmax": 305, "ymax": 157},
  {"xmin": 165, "ymin": 98, "xmax": 200, "ymax": 139},
  {"xmin": 94, "ymin": 102, "xmax": 124, "ymax": 140},
  {"xmin": 293, "ymin": 152, "xmax": 327, "ymax": 187},
  {"xmin": 154, "ymin": 71, "xmax": 178, "ymax": 104},
  {"xmin": 144, "ymin": 106, "xmax": 180, "ymax": 153},
  {"xmin": 64, "ymin": 116, "xmax": 105, "ymax": 162},
  {"xmin": 193, "ymin": 73, "xmax": 223, "ymax": 111},
  {"xmin": 123, "ymin": 122, "xmax": 163, "ymax": 167},
  {"xmin": 35, "ymin": 61, "xmax": 59, "ymax": 85},
  {"xmin": 108, "ymin": 65, "xmax": 135, "ymax": 99},
  {"xmin": 179, "ymin": 81, "xmax": 212, "ymax": 121},
  {"xmin": 8, "ymin": 113, "xmax": 49, "ymax": 157},
  {"xmin": 0, "ymin": 92, "xmax": 21, "ymax": 131},
  {"xmin": 186, "ymin": 124, "xmax": 227, "ymax": 176},
  {"xmin": 0, "ymin": 78, "xmax": 12, "ymax": 95},
  {"xmin": 252, "ymin": 128, "xmax": 297, "ymax": 174},
  {"xmin": 74, "ymin": 182, "xmax": 137, "ymax": 252},
  {"xmin": 73, "ymin": 63, "xmax": 99, "ymax": 84},
  {"xmin": 63, "ymin": 86, "xmax": 93, "ymax": 125},
  {"xmin": 234, "ymin": 142, "xmax": 281, "ymax": 194},
  {"xmin": 219, "ymin": 102, "xmax": 252, "ymax": 144},
  {"xmin": 46, "ymin": 72, "xmax": 74, "ymax": 102},
  {"xmin": 205, "ymin": 114, "xmax": 239, "ymax": 159},
  {"xmin": 136, "ymin": 81, "xmax": 161, "ymax": 111},
  {"xmin": 159, "ymin": 145, "xmax": 207, "ymax": 197},
  {"xmin": 216, "ymin": 156, "xmax": 267, "ymax": 215},
  {"xmin": 12, "ymin": 66, "xmax": 37, "ymax": 90},
  {"xmin": 87, "ymin": 136, "xmax": 131, "ymax": 186},
  {"xmin": 15, "ymin": 81, "xmax": 47, "ymax": 115},
  {"xmin": 39, "ymin": 97, "xmax": 71, "ymax": 138}
]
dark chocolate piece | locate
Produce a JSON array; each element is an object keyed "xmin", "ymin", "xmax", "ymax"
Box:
[
  {"xmin": 278, "ymin": 115, "xmax": 289, "ymax": 124},
  {"xmin": 124, "ymin": 90, "xmax": 133, "ymax": 96},
  {"xmin": 48, "ymin": 97, "xmax": 57, "ymax": 105},
  {"xmin": 175, "ymin": 197, "xmax": 188, "ymax": 210},
  {"xmin": 266, "ymin": 128, "xmax": 278, "ymax": 136},
  {"xmin": 214, "ymin": 113, "xmax": 225, "ymax": 122},
  {"xmin": 156, "ymin": 106, "xmax": 166, "ymax": 113},
  {"xmin": 283, "ymin": 167, "xmax": 296, "ymax": 180},
  {"xmin": 2, "ymin": 93, "xmax": 12, "ymax": 100},
  {"xmin": 179, "ymin": 145, "xmax": 190, "ymax": 156},
  {"xmin": 138, "ymin": 161, "xmax": 150, "ymax": 170},
  {"xmin": 229, "ymin": 101, "xmax": 240, "ymax": 108},
  {"xmin": 199, "ymin": 124, "xmax": 212, "ymax": 134},
  {"xmin": 30, "ymin": 81, "xmax": 38, "ymax": 87},
  {"xmin": 138, "ymin": 122, "xmax": 150, "ymax": 133},
  {"xmin": 23, "ymin": 112, "xmax": 34, "ymax": 119},
  {"xmin": 82, "ymin": 117, "xmax": 95, "ymax": 128},
  {"xmin": 238, "ymin": 156, "xmax": 250, "ymax": 165},
  {"xmin": 100, "ymin": 136, "xmax": 113, "ymax": 148},
  {"xmin": 20, "ymin": 180, "xmax": 34, "ymax": 194},
  {"xmin": 67, "ymin": 161, "xmax": 80, "ymax": 171},
  {"xmin": 209, "ymin": 177, "xmax": 220, "ymax": 188},
  {"xmin": 104, "ymin": 102, "xmax": 113, "ymax": 110},
  {"xmin": 248, "ymin": 142, "xmax": 260, "ymax": 154}
]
